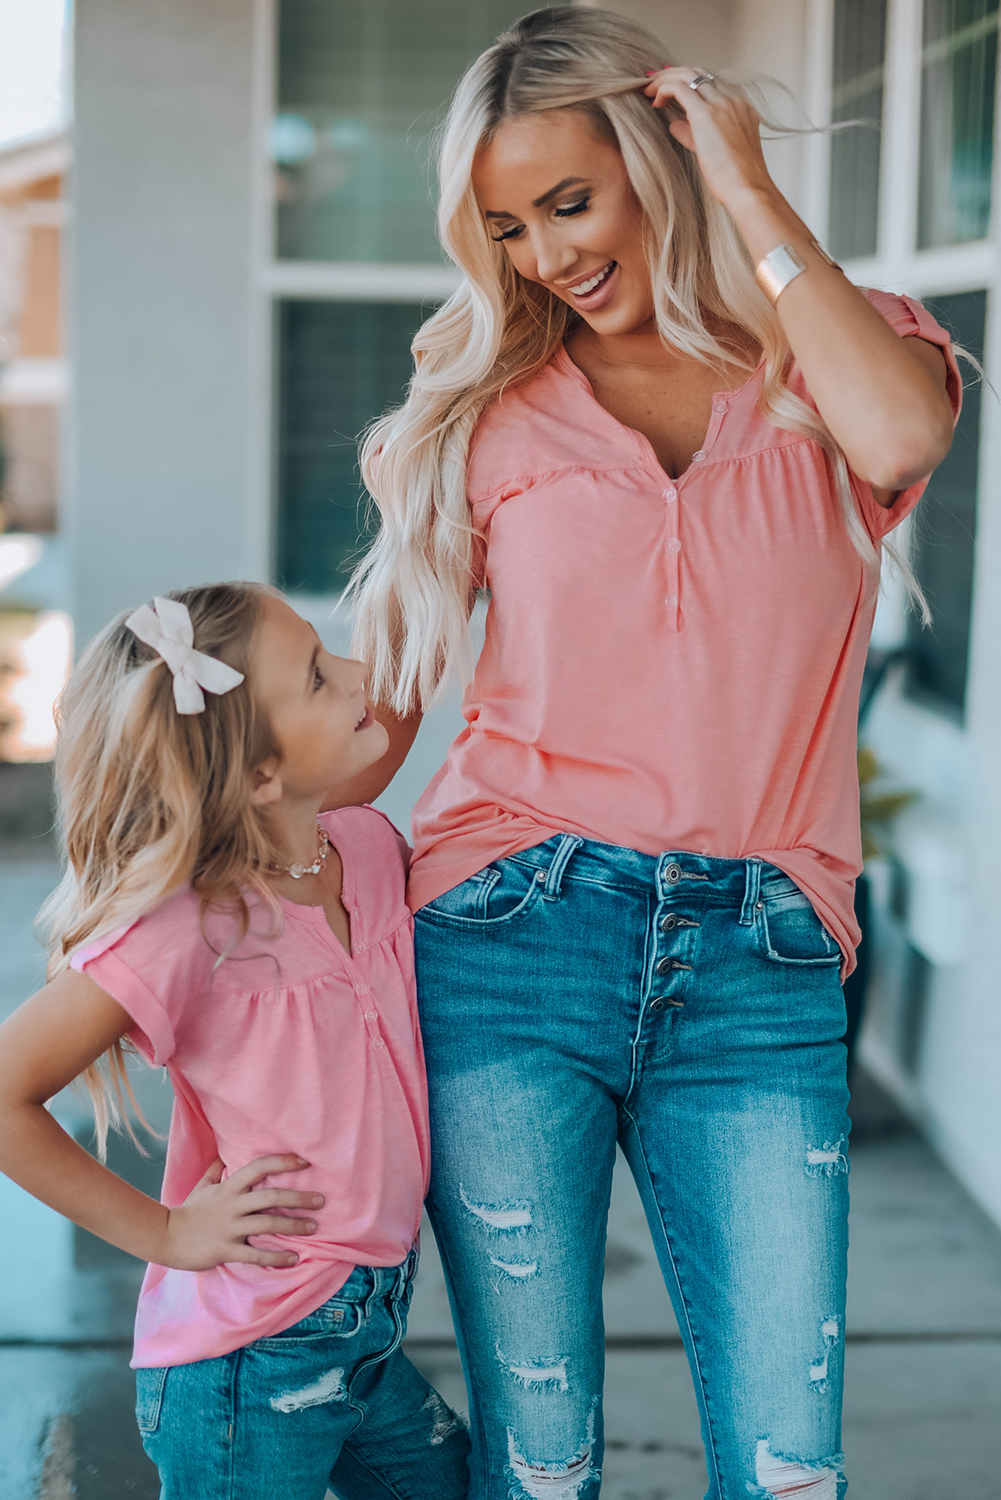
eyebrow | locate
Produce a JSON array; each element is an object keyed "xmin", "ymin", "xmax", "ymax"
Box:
[{"xmin": 483, "ymin": 177, "xmax": 590, "ymax": 219}]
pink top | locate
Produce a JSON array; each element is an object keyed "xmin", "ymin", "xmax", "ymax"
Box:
[
  {"xmin": 71, "ymin": 806, "xmax": 429, "ymax": 1368},
  {"xmin": 409, "ymin": 291, "xmax": 962, "ymax": 975}
]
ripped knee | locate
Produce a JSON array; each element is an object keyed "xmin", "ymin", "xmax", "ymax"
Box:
[
  {"xmin": 506, "ymin": 1410, "xmax": 598, "ymax": 1499},
  {"xmin": 753, "ymin": 1439, "xmax": 844, "ymax": 1499}
]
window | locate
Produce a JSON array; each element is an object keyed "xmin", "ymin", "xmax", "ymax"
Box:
[
  {"xmin": 274, "ymin": 0, "xmax": 528, "ymax": 262},
  {"xmin": 828, "ymin": 0, "xmax": 888, "ymax": 260},
  {"xmin": 918, "ymin": 0, "xmax": 1000, "ymax": 247},
  {"xmin": 271, "ymin": 0, "xmax": 529, "ymax": 594},
  {"xmin": 905, "ymin": 289, "xmax": 986, "ymax": 719},
  {"xmin": 275, "ymin": 299, "xmax": 431, "ymax": 593}
]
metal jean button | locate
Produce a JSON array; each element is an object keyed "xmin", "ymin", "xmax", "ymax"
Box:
[
  {"xmin": 661, "ymin": 913, "xmax": 678, "ymax": 931},
  {"xmin": 650, "ymin": 998, "xmax": 667, "ymax": 1012},
  {"xmin": 665, "ymin": 862, "xmax": 682, "ymax": 883}
]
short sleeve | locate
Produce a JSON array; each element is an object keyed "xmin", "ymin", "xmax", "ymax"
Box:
[
  {"xmin": 855, "ymin": 289, "xmax": 964, "ymax": 540},
  {"xmin": 69, "ymin": 890, "xmax": 207, "ymax": 1066}
]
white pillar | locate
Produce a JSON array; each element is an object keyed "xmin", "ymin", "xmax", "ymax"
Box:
[{"xmin": 68, "ymin": 0, "xmax": 266, "ymax": 647}]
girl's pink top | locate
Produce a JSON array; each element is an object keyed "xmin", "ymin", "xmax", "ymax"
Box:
[
  {"xmin": 408, "ymin": 291, "xmax": 962, "ymax": 975},
  {"xmin": 71, "ymin": 806, "xmax": 429, "ymax": 1368}
]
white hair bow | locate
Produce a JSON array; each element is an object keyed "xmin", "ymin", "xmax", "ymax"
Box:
[{"xmin": 125, "ymin": 596, "xmax": 245, "ymax": 715}]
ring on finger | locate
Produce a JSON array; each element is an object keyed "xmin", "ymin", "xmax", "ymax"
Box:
[{"xmin": 690, "ymin": 72, "xmax": 715, "ymax": 92}]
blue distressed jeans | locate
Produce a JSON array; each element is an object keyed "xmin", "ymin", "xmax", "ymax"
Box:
[
  {"xmin": 413, "ymin": 837, "xmax": 850, "ymax": 1500},
  {"xmin": 135, "ymin": 1253, "xmax": 470, "ymax": 1500}
]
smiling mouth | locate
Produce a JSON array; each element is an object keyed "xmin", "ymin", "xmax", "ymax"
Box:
[{"xmin": 566, "ymin": 260, "xmax": 616, "ymax": 297}]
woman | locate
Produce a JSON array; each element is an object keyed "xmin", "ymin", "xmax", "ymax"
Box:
[{"xmin": 341, "ymin": 9, "xmax": 959, "ymax": 1497}]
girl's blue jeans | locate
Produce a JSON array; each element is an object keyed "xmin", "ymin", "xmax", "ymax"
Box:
[
  {"xmin": 135, "ymin": 1252, "xmax": 470, "ymax": 1499},
  {"xmin": 413, "ymin": 836, "xmax": 850, "ymax": 1500}
]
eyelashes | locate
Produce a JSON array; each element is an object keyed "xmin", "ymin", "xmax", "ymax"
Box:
[
  {"xmin": 556, "ymin": 197, "xmax": 590, "ymax": 219},
  {"xmin": 490, "ymin": 196, "xmax": 591, "ymax": 242}
]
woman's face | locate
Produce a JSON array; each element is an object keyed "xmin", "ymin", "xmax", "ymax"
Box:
[{"xmin": 472, "ymin": 108, "xmax": 653, "ymax": 337}]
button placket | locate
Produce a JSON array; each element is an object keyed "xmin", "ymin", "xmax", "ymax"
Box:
[
  {"xmin": 647, "ymin": 882, "xmax": 703, "ymax": 1017},
  {"xmin": 662, "ymin": 517, "xmax": 681, "ymax": 633}
]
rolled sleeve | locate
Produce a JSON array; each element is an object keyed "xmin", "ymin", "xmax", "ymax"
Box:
[
  {"xmin": 71, "ymin": 931, "xmax": 176, "ymax": 1066},
  {"xmin": 857, "ymin": 290, "xmax": 964, "ymax": 540}
]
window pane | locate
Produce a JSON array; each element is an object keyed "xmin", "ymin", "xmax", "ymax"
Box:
[
  {"xmin": 918, "ymin": 0, "xmax": 999, "ymax": 247},
  {"xmin": 905, "ymin": 289, "xmax": 985, "ymax": 719},
  {"xmin": 276, "ymin": 300, "xmax": 430, "ymax": 594},
  {"xmin": 828, "ymin": 0, "xmax": 887, "ymax": 260},
  {"xmin": 275, "ymin": 0, "xmax": 527, "ymax": 262}
]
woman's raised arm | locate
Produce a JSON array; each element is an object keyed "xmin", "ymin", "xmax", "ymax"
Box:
[{"xmin": 645, "ymin": 68, "xmax": 956, "ymax": 499}]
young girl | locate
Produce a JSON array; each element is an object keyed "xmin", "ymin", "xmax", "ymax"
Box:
[{"xmin": 0, "ymin": 582, "xmax": 470, "ymax": 1500}]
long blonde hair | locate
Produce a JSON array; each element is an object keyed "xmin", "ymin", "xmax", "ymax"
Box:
[
  {"xmin": 349, "ymin": 5, "xmax": 924, "ymax": 714},
  {"xmin": 40, "ymin": 581, "xmax": 283, "ymax": 1154}
]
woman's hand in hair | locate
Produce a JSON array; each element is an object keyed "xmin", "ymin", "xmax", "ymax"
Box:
[
  {"xmin": 643, "ymin": 67, "xmax": 772, "ymax": 212},
  {"xmin": 646, "ymin": 67, "xmax": 955, "ymax": 491}
]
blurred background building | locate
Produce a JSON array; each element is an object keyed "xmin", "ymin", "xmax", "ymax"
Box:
[{"xmin": 1, "ymin": 3, "xmax": 1000, "ymax": 1496}]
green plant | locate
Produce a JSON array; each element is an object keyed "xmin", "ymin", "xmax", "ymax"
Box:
[{"xmin": 858, "ymin": 745, "xmax": 919, "ymax": 861}]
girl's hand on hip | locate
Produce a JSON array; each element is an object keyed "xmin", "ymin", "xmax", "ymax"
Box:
[
  {"xmin": 643, "ymin": 67, "xmax": 773, "ymax": 212},
  {"xmin": 160, "ymin": 1154, "xmax": 325, "ymax": 1270}
]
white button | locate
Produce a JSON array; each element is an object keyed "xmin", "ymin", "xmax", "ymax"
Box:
[
  {"xmin": 357, "ymin": 982, "xmax": 369, "ymax": 996},
  {"xmin": 664, "ymin": 595, "xmax": 679, "ymax": 610},
  {"xmin": 691, "ymin": 449, "xmax": 705, "ymax": 461},
  {"xmin": 373, "ymin": 1037, "xmax": 384, "ymax": 1050},
  {"xmin": 662, "ymin": 486, "xmax": 677, "ymax": 502},
  {"xmin": 712, "ymin": 401, "xmax": 726, "ymax": 414},
  {"xmin": 667, "ymin": 537, "xmax": 681, "ymax": 554},
  {"xmin": 355, "ymin": 941, "xmax": 365, "ymax": 953},
  {"xmin": 365, "ymin": 1010, "xmax": 377, "ymax": 1021}
]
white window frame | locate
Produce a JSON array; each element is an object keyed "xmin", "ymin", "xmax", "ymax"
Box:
[
  {"xmin": 806, "ymin": 0, "xmax": 998, "ymax": 299},
  {"xmin": 805, "ymin": 0, "xmax": 1000, "ymax": 716},
  {"xmin": 247, "ymin": 0, "xmax": 464, "ymax": 603}
]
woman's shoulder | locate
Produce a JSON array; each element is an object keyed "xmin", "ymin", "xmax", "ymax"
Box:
[{"xmin": 467, "ymin": 348, "xmax": 635, "ymax": 505}]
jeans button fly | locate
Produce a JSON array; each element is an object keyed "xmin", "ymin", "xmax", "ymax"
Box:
[
  {"xmin": 650, "ymin": 998, "xmax": 667, "ymax": 1012},
  {"xmin": 661, "ymin": 913, "xmax": 678, "ymax": 931},
  {"xmin": 666, "ymin": 862, "xmax": 682, "ymax": 883}
]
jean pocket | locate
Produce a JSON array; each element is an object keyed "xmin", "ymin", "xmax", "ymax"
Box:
[
  {"xmin": 755, "ymin": 879, "xmax": 842, "ymax": 966},
  {"xmin": 135, "ymin": 1366, "xmax": 169, "ymax": 1435},
  {"xmin": 418, "ymin": 859, "xmax": 544, "ymax": 927},
  {"xmin": 254, "ymin": 1297, "xmax": 364, "ymax": 1347}
]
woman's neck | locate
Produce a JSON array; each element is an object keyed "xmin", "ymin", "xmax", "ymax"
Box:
[
  {"xmin": 567, "ymin": 314, "xmax": 760, "ymax": 381},
  {"xmin": 568, "ymin": 317, "xmax": 674, "ymax": 373}
]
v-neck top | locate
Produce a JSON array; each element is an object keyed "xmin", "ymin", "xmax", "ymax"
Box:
[
  {"xmin": 407, "ymin": 290, "xmax": 962, "ymax": 974},
  {"xmin": 70, "ymin": 806, "xmax": 429, "ymax": 1368}
]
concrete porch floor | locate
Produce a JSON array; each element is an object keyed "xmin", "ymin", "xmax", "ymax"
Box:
[{"xmin": 1, "ymin": 855, "xmax": 999, "ymax": 1500}]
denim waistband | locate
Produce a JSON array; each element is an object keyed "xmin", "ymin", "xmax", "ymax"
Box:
[
  {"xmin": 338, "ymin": 1246, "xmax": 419, "ymax": 1309},
  {"xmin": 505, "ymin": 833, "xmax": 794, "ymax": 917}
]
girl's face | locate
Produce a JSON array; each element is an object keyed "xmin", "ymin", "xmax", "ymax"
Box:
[
  {"xmin": 250, "ymin": 595, "xmax": 388, "ymax": 803},
  {"xmin": 472, "ymin": 108, "xmax": 653, "ymax": 337}
]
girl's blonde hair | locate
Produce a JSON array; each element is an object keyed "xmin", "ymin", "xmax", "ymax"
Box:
[
  {"xmin": 40, "ymin": 581, "xmax": 282, "ymax": 1154},
  {"xmin": 348, "ymin": 5, "xmax": 925, "ymax": 714}
]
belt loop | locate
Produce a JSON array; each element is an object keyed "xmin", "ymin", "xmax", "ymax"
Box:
[
  {"xmin": 739, "ymin": 858, "xmax": 762, "ymax": 926},
  {"xmin": 543, "ymin": 834, "xmax": 583, "ymax": 900}
]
